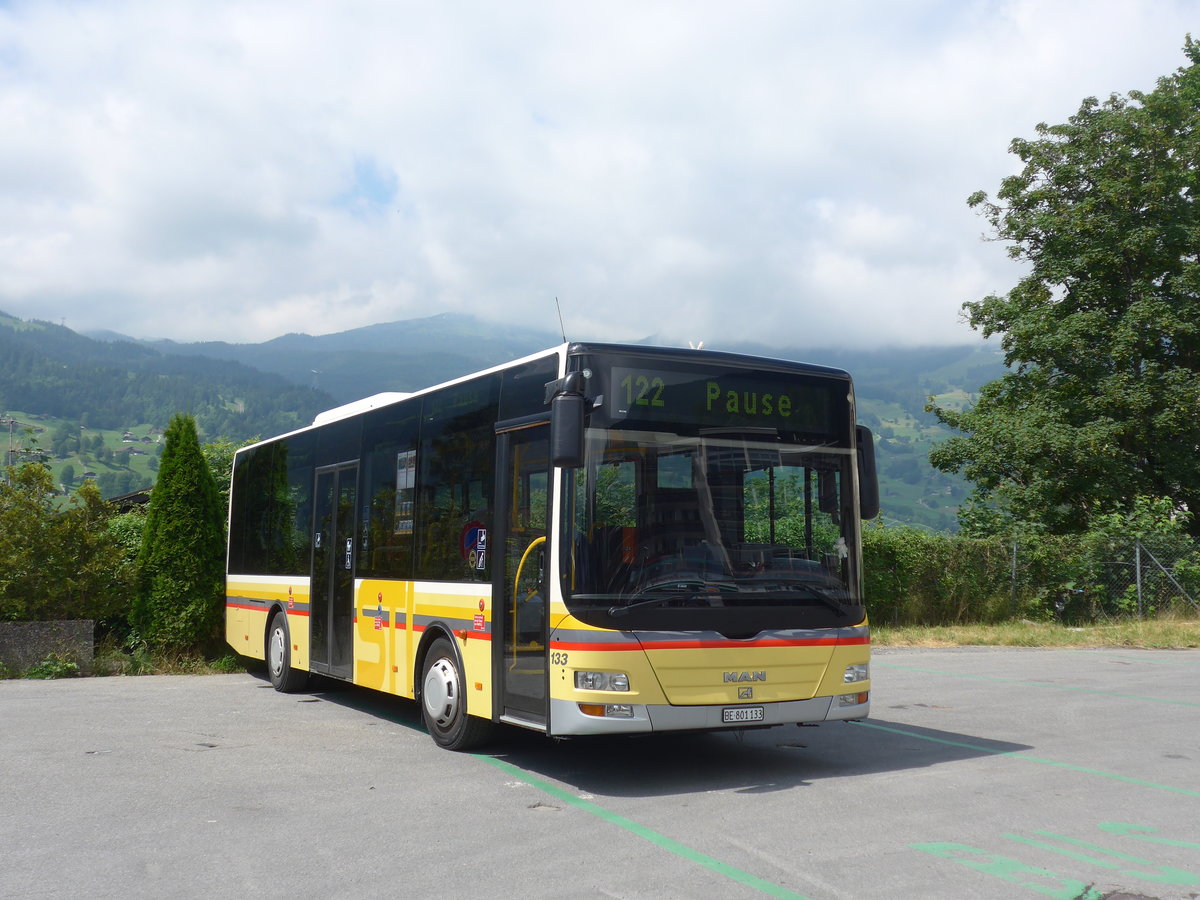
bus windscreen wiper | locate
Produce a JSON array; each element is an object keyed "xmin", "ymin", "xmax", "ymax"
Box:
[{"xmin": 607, "ymin": 592, "xmax": 698, "ymax": 617}]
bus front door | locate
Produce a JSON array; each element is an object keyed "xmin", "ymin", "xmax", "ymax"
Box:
[
  {"xmin": 495, "ymin": 424, "xmax": 550, "ymax": 725},
  {"xmin": 310, "ymin": 463, "xmax": 356, "ymax": 681}
]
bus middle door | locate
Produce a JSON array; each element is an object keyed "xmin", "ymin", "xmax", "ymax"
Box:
[
  {"xmin": 494, "ymin": 423, "xmax": 550, "ymax": 727},
  {"xmin": 310, "ymin": 463, "xmax": 357, "ymax": 681}
]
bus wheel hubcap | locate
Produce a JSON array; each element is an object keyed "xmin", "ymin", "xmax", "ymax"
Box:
[
  {"xmin": 423, "ymin": 658, "xmax": 459, "ymax": 728},
  {"xmin": 270, "ymin": 628, "xmax": 284, "ymax": 676}
]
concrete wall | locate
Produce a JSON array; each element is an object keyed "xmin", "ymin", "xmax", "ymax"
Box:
[{"xmin": 0, "ymin": 621, "xmax": 94, "ymax": 676}]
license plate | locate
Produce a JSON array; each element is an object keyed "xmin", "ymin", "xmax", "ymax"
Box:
[{"xmin": 722, "ymin": 706, "xmax": 765, "ymax": 724}]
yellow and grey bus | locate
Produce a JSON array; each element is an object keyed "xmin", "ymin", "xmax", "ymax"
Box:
[{"xmin": 226, "ymin": 342, "xmax": 879, "ymax": 749}]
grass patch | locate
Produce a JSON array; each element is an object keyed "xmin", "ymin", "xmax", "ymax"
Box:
[
  {"xmin": 873, "ymin": 617, "xmax": 1200, "ymax": 649},
  {"xmin": 92, "ymin": 636, "xmax": 245, "ymax": 677},
  {"xmin": 23, "ymin": 620, "xmax": 1196, "ymax": 682}
]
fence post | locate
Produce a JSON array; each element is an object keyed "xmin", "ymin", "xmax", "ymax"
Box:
[
  {"xmin": 1138, "ymin": 541, "xmax": 1200, "ymax": 613},
  {"xmin": 1135, "ymin": 540, "xmax": 1143, "ymax": 617},
  {"xmin": 1010, "ymin": 540, "xmax": 1018, "ymax": 616}
]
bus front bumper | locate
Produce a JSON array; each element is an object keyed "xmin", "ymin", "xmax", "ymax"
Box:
[{"xmin": 548, "ymin": 694, "xmax": 869, "ymax": 736}]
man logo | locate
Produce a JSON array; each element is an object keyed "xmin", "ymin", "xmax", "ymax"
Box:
[
  {"xmin": 738, "ymin": 687, "xmax": 754, "ymax": 700},
  {"xmin": 723, "ymin": 671, "xmax": 766, "ymax": 683}
]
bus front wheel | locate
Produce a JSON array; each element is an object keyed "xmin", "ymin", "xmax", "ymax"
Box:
[
  {"xmin": 420, "ymin": 637, "xmax": 491, "ymax": 751},
  {"xmin": 267, "ymin": 612, "xmax": 308, "ymax": 693}
]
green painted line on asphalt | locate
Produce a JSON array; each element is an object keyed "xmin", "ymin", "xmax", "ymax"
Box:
[
  {"xmin": 1103, "ymin": 653, "xmax": 1200, "ymax": 668},
  {"xmin": 855, "ymin": 721, "xmax": 1200, "ymax": 798},
  {"xmin": 478, "ymin": 754, "xmax": 812, "ymax": 900},
  {"xmin": 1002, "ymin": 831, "xmax": 1200, "ymax": 886},
  {"xmin": 872, "ymin": 661, "xmax": 1200, "ymax": 708}
]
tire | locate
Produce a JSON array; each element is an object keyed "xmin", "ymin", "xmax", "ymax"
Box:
[
  {"xmin": 267, "ymin": 611, "xmax": 309, "ymax": 693},
  {"xmin": 420, "ymin": 637, "xmax": 492, "ymax": 751}
]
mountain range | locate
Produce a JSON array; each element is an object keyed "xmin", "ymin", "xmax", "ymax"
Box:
[{"xmin": 4, "ymin": 310, "xmax": 1003, "ymax": 530}]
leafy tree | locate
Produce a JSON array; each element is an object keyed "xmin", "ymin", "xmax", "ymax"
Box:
[
  {"xmin": 51, "ymin": 423, "xmax": 75, "ymax": 458},
  {"xmin": 0, "ymin": 461, "xmax": 134, "ymax": 623},
  {"xmin": 931, "ymin": 39, "xmax": 1200, "ymax": 535},
  {"xmin": 52, "ymin": 480, "xmax": 136, "ymax": 623},
  {"xmin": 0, "ymin": 463, "xmax": 57, "ymax": 621},
  {"xmin": 107, "ymin": 508, "xmax": 147, "ymax": 567},
  {"xmin": 131, "ymin": 414, "xmax": 225, "ymax": 650},
  {"xmin": 96, "ymin": 472, "xmax": 117, "ymax": 496}
]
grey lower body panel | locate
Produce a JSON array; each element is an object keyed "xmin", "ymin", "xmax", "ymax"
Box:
[{"xmin": 549, "ymin": 696, "xmax": 869, "ymax": 736}]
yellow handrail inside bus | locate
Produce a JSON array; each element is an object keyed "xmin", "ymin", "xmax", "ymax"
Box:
[{"xmin": 511, "ymin": 535, "xmax": 546, "ymax": 666}]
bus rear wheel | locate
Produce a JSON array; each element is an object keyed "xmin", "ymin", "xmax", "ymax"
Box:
[
  {"xmin": 267, "ymin": 611, "xmax": 308, "ymax": 693},
  {"xmin": 420, "ymin": 637, "xmax": 491, "ymax": 751}
]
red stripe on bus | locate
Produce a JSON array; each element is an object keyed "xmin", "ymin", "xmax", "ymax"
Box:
[
  {"xmin": 550, "ymin": 635, "xmax": 868, "ymax": 652},
  {"xmin": 225, "ymin": 601, "xmax": 310, "ymax": 617},
  {"xmin": 350, "ymin": 620, "xmax": 491, "ymax": 641}
]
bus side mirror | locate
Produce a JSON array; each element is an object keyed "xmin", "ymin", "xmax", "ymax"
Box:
[
  {"xmin": 547, "ymin": 372, "xmax": 585, "ymax": 468},
  {"xmin": 856, "ymin": 425, "xmax": 879, "ymax": 520}
]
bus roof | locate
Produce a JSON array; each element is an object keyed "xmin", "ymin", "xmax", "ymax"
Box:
[
  {"xmin": 235, "ymin": 341, "xmax": 853, "ymax": 457},
  {"xmin": 235, "ymin": 343, "xmax": 569, "ymax": 455},
  {"xmin": 311, "ymin": 392, "xmax": 413, "ymax": 427},
  {"xmin": 565, "ymin": 341, "xmax": 853, "ymax": 381}
]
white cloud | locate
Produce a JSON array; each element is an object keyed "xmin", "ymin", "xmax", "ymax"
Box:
[{"xmin": 0, "ymin": 0, "xmax": 1196, "ymax": 348}]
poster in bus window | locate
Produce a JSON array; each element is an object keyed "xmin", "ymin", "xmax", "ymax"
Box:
[
  {"xmin": 394, "ymin": 450, "xmax": 416, "ymax": 534},
  {"xmin": 396, "ymin": 449, "xmax": 416, "ymax": 489}
]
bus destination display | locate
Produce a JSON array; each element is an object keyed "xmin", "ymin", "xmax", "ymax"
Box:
[{"xmin": 609, "ymin": 366, "xmax": 836, "ymax": 433}]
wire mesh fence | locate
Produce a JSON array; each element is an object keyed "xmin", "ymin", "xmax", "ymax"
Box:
[
  {"xmin": 1034, "ymin": 537, "xmax": 1200, "ymax": 622},
  {"xmin": 864, "ymin": 528, "xmax": 1200, "ymax": 625}
]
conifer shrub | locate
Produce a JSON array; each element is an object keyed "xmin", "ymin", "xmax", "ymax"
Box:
[{"xmin": 130, "ymin": 414, "xmax": 225, "ymax": 651}]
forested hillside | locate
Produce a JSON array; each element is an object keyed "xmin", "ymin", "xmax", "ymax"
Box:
[
  {"xmin": 103, "ymin": 313, "xmax": 1002, "ymax": 531},
  {"xmin": 4, "ymin": 309, "xmax": 1002, "ymax": 525},
  {"xmin": 1, "ymin": 312, "xmax": 332, "ymax": 441},
  {"xmin": 139, "ymin": 313, "xmax": 558, "ymax": 403}
]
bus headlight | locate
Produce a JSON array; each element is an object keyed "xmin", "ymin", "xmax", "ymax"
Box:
[
  {"xmin": 843, "ymin": 664, "xmax": 869, "ymax": 684},
  {"xmin": 574, "ymin": 671, "xmax": 630, "ymax": 692}
]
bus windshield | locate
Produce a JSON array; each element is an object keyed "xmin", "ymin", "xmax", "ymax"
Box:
[{"xmin": 562, "ymin": 427, "xmax": 865, "ymax": 634}]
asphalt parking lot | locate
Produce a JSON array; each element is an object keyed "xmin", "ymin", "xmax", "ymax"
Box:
[{"xmin": 1, "ymin": 646, "xmax": 1197, "ymax": 899}]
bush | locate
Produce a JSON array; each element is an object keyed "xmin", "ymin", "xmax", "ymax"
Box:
[
  {"xmin": 863, "ymin": 525, "xmax": 1013, "ymax": 625},
  {"xmin": 0, "ymin": 463, "xmax": 136, "ymax": 624},
  {"xmin": 864, "ymin": 498, "xmax": 1200, "ymax": 625},
  {"xmin": 24, "ymin": 653, "xmax": 80, "ymax": 679}
]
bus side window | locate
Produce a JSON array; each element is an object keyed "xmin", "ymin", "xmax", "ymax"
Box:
[
  {"xmin": 361, "ymin": 406, "xmax": 420, "ymax": 579},
  {"xmin": 231, "ymin": 438, "xmax": 312, "ymax": 577},
  {"xmin": 414, "ymin": 374, "xmax": 500, "ymax": 582}
]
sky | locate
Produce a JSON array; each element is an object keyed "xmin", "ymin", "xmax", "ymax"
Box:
[{"xmin": 0, "ymin": 1, "xmax": 1197, "ymax": 350}]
